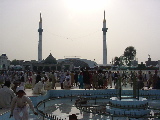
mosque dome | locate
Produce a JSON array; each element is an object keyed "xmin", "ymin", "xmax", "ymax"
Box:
[{"xmin": 44, "ymin": 53, "xmax": 57, "ymax": 64}]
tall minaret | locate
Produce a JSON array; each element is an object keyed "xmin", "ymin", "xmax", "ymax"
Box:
[
  {"xmin": 38, "ymin": 13, "xmax": 43, "ymax": 62},
  {"xmin": 102, "ymin": 10, "xmax": 108, "ymax": 65}
]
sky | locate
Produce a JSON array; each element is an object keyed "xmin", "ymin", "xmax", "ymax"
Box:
[{"xmin": 0, "ymin": 0, "xmax": 160, "ymax": 64}]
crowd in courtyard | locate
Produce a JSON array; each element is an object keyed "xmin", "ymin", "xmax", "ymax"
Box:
[
  {"xmin": 0, "ymin": 69, "xmax": 160, "ymax": 119},
  {"xmin": 0, "ymin": 69, "xmax": 160, "ymax": 99},
  {"xmin": 0, "ymin": 69, "xmax": 160, "ymax": 93}
]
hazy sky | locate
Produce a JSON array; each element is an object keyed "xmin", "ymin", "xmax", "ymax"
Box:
[{"xmin": 1, "ymin": 0, "xmax": 160, "ymax": 64}]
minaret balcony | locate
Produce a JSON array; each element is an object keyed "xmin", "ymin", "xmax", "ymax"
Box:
[
  {"xmin": 38, "ymin": 28, "xmax": 43, "ymax": 32},
  {"xmin": 102, "ymin": 28, "xmax": 108, "ymax": 32}
]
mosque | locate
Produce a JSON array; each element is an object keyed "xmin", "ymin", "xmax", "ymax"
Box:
[
  {"xmin": 2, "ymin": 12, "xmax": 160, "ymax": 71},
  {"xmin": 36, "ymin": 11, "xmax": 108, "ymax": 71},
  {"xmin": 22, "ymin": 11, "xmax": 108, "ymax": 71},
  {"xmin": 0, "ymin": 11, "xmax": 108, "ymax": 71}
]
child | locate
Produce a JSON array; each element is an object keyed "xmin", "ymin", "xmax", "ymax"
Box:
[{"xmin": 10, "ymin": 86, "xmax": 38, "ymax": 120}]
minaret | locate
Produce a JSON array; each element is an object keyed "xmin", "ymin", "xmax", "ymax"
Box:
[
  {"xmin": 102, "ymin": 10, "xmax": 108, "ymax": 65},
  {"xmin": 38, "ymin": 13, "xmax": 43, "ymax": 62}
]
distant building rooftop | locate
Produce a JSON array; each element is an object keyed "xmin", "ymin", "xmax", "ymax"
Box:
[
  {"xmin": 145, "ymin": 58, "xmax": 158, "ymax": 67},
  {"xmin": 58, "ymin": 58, "xmax": 97, "ymax": 68}
]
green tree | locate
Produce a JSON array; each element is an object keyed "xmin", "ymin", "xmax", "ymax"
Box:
[
  {"xmin": 123, "ymin": 46, "xmax": 136, "ymax": 66},
  {"xmin": 114, "ymin": 56, "xmax": 120, "ymax": 66},
  {"xmin": 10, "ymin": 59, "xmax": 19, "ymax": 65}
]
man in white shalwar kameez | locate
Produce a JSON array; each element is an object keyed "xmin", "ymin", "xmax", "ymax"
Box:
[
  {"xmin": 0, "ymin": 81, "xmax": 16, "ymax": 108},
  {"xmin": 31, "ymin": 72, "xmax": 37, "ymax": 89},
  {"xmin": 44, "ymin": 77, "xmax": 52, "ymax": 90},
  {"xmin": 10, "ymin": 86, "xmax": 38, "ymax": 120},
  {"xmin": 32, "ymin": 78, "xmax": 46, "ymax": 94}
]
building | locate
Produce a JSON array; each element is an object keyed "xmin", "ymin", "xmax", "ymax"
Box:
[
  {"xmin": 0, "ymin": 54, "xmax": 10, "ymax": 70},
  {"xmin": 58, "ymin": 58, "xmax": 97, "ymax": 69},
  {"xmin": 145, "ymin": 57, "xmax": 158, "ymax": 67},
  {"xmin": 131, "ymin": 60, "xmax": 138, "ymax": 67},
  {"xmin": 22, "ymin": 53, "xmax": 59, "ymax": 71}
]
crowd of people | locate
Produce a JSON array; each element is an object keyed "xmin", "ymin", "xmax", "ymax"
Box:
[
  {"xmin": 0, "ymin": 69, "xmax": 160, "ymax": 120},
  {"xmin": 0, "ymin": 69, "xmax": 160, "ymax": 92}
]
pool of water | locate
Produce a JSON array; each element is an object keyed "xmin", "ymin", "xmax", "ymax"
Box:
[
  {"xmin": 37, "ymin": 98, "xmax": 112, "ymax": 120},
  {"xmin": 1, "ymin": 84, "xmax": 160, "ymax": 120},
  {"xmin": 35, "ymin": 96, "xmax": 160, "ymax": 120}
]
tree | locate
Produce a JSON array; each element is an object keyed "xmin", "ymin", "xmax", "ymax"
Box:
[
  {"xmin": 10, "ymin": 59, "xmax": 19, "ymax": 65},
  {"xmin": 123, "ymin": 46, "xmax": 136, "ymax": 66},
  {"xmin": 114, "ymin": 56, "xmax": 120, "ymax": 66}
]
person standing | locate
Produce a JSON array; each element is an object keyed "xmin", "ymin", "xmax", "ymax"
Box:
[
  {"xmin": 147, "ymin": 71, "xmax": 153, "ymax": 89},
  {"xmin": 74, "ymin": 71, "xmax": 79, "ymax": 87},
  {"xmin": 70, "ymin": 71, "xmax": 75, "ymax": 86},
  {"xmin": 54, "ymin": 71, "xmax": 58, "ymax": 81},
  {"xmin": 108, "ymin": 71, "xmax": 112, "ymax": 88},
  {"xmin": 19, "ymin": 72, "xmax": 25, "ymax": 89},
  {"xmin": 51, "ymin": 71, "xmax": 56, "ymax": 89},
  {"xmin": 114, "ymin": 71, "xmax": 118, "ymax": 87},
  {"xmin": 0, "ymin": 81, "xmax": 16, "ymax": 108},
  {"xmin": 65, "ymin": 72, "xmax": 71, "ymax": 86},
  {"xmin": 78, "ymin": 71, "xmax": 84, "ymax": 89},
  {"xmin": 83, "ymin": 69, "xmax": 90, "ymax": 90},
  {"xmin": 137, "ymin": 70, "xmax": 144, "ymax": 90},
  {"xmin": 31, "ymin": 72, "xmax": 37, "ymax": 89},
  {"xmin": 152, "ymin": 70, "xmax": 158, "ymax": 89},
  {"xmin": 92, "ymin": 71, "xmax": 98, "ymax": 90},
  {"xmin": 28, "ymin": 72, "xmax": 32, "ymax": 84},
  {"xmin": 36, "ymin": 72, "xmax": 41, "ymax": 84},
  {"xmin": 24, "ymin": 72, "xmax": 28, "ymax": 84},
  {"xmin": 97, "ymin": 70, "xmax": 103, "ymax": 89},
  {"xmin": 59, "ymin": 72, "xmax": 66, "ymax": 89},
  {"xmin": 10, "ymin": 86, "xmax": 38, "ymax": 120}
]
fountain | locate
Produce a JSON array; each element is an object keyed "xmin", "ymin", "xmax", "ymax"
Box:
[
  {"xmin": 106, "ymin": 75, "xmax": 150, "ymax": 119},
  {"xmin": 32, "ymin": 74, "xmax": 160, "ymax": 120}
]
